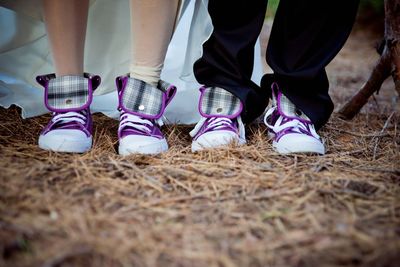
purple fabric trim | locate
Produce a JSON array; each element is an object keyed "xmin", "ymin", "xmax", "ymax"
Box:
[
  {"xmin": 165, "ymin": 84, "xmax": 177, "ymax": 106},
  {"xmin": 89, "ymin": 74, "xmax": 101, "ymax": 90},
  {"xmin": 36, "ymin": 74, "xmax": 53, "ymax": 87},
  {"xmin": 116, "ymin": 75, "xmax": 177, "ymax": 120},
  {"xmin": 197, "ymin": 86, "xmax": 243, "ymax": 119}
]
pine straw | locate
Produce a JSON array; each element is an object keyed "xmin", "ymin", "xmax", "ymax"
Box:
[
  {"xmin": 0, "ymin": 105, "xmax": 399, "ymax": 267},
  {"xmin": 1, "ymin": 19, "xmax": 400, "ymax": 267}
]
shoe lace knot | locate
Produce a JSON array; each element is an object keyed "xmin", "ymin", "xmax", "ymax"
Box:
[
  {"xmin": 264, "ymin": 107, "xmax": 320, "ymax": 140},
  {"xmin": 51, "ymin": 110, "xmax": 87, "ymax": 128},
  {"xmin": 206, "ymin": 117, "xmax": 235, "ymax": 131},
  {"xmin": 119, "ymin": 112, "xmax": 155, "ymax": 135}
]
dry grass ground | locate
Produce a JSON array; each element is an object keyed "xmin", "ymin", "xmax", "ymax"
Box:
[{"xmin": 1, "ymin": 20, "xmax": 399, "ymax": 267}]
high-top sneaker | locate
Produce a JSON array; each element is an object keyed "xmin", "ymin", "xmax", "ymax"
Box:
[
  {"xmin": 190, "ymin": 86, "xmax": 246, "ymax": 152},
  {"xmin": 116, "ymin": 75, "xmax": 176, "ymax": 155},
  {"xmin": 36, "ymin": 73, "xmax": 101, "ymax": 153},
  {"xmin": 263, "ymin": 83, "xmax": 325, "ymax": 155}
]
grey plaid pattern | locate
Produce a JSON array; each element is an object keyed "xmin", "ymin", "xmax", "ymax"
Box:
[
  {"xmin": 200, "ymin": 87, "xmax": 241, "ymax": 117},
  {"xmin": 121, "ymin": 78, "xmax": 164, "ymax": 116},
  {"xmin": 274, "ymin": 93, "xmax": 310, "ymax": 120},
  {"xmin": 47, "ymin": 75, "xmax": 89, "ymax": 110}
]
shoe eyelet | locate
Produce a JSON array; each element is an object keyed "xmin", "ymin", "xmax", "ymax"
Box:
[
  {"xmin": 295, "ymin": 108, "xmax": 302, "ymax": 116},
  {"xmin": 139, "ymin": 105, "xmax": 145, "ymax": 111},
  {"xmin": 66, "ymin": 99, "xmax": 72, "ymax": 105},
  {"xmin": 216, "ymin": 108, "xmax": 223, "ymax": 113}
]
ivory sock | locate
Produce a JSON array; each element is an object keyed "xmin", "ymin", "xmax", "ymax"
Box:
[{"xmin": 129, "ymin": 0, "xmax": 180, "ymax": 86}]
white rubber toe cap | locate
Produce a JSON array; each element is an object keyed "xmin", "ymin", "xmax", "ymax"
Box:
[
  {"xmin": 119, "ymin": 135, "xmax": 168, "ymax": 155},
  {"xmin": 39, "ymin": 129, "xmax": 92, "ymax": 153},
  {"xmin": 192, "ymin": 130, "xmax": 245, "ymax": 152},
  {"xmin": 273, "ymin": 133, "xmax": 325, "ymax": 155}
]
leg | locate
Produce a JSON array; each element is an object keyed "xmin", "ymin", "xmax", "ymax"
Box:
[
  {"xmin": 190, "ymin": 0, "xmax": 268, "ymax": 152},
  {"xmin": 264, "ymin": 0, "xmax": 360, "ymax": 130},
  {"xmin": 42, "ymin": 0, "xmax": 89, "ymax": 76},
  {"xmin": 262, "ymin": 0, "xmax": 359, "ymax": 155},
  {"xmin": 117, "ymin": 0, "xmax": 180, "ymax": 155},
  {"xmin": 129, "ymin": 0, "xmax": 180, "ymax": 86},
  {"xmin": 193, "ymin": 0, "xmax": 269, "ymax": 123},
  {"xmin": 37, "ymin": 0, "xmax": 98, "ymax": 153}
]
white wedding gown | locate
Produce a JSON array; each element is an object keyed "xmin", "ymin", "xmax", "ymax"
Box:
[{"xmin": 0, "ymin": 0, "xmax": 263, "ymax": 124}]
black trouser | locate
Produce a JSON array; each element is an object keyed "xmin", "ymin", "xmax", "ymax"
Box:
[{"xmin": 193, "ymin": 0, "xmax": 359, "ymax": 130}]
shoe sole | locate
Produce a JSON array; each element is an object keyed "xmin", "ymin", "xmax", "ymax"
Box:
[
  {"xmin": 38, "ymin": 135, "xmax": 92, "ymax": 153},
  {"xmin": 192, "ymin": 138, "xmax": 246, "ymax": 152},
  {"xmin": 119, "ymin": 138, "xmax": 168, "ymax": 156},
  {"xmin": 273, "ymin": 140, "xmax": 325, "ymax": 155}
]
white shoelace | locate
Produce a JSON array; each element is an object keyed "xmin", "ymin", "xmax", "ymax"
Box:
[
  {"xmin": 189, "ymin": 117, "xmax": 247, "ymax": 140},
  {"xmin": 119, "ymin": 113, "xmax": 156, "ymax": 134},
  {"xmin": 207, "ymin": 117, "xmax": 235, "ymax": 130},
  {"xmin": 263, "ymin": 107, "xmax": 320, "ymax": 139},
  {"xmin": 190, "ymin": 117, "xmax": 234, "ymax": 137},
  {"xmin": 52, "ymin": 111, "xmax": 86, "ymax": 125}
]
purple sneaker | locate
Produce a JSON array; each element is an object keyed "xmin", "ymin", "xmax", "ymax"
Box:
[
  {"xmin": 263, "ymin": 83, "xmax": 325, "ymax": 155},
  {"xmin": 190, "ymin": 87, "xmax": 246, "ymax": 152},
  {"xmin": 116, "ymin": 75, "xmax": 176, "ymax": 155},
  {"xmin": 36, "ymin": 73, "xmax": 101, "ymax": 153}
]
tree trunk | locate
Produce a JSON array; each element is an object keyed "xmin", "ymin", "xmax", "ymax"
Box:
[{"xmin": 338, "ymin": 0, "xmax": 400, "ymax": 120}]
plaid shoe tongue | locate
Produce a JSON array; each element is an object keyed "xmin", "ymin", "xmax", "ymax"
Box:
[
  {"xmin": 117, "ymin": 76, "xmax": 177, "ymax": 120},
  {"xmin": 272, "ymin": 86, "xmax": 311, "ymax": 122},
  {"xmin": 199, "ymin": 87, "xmax": 243, "ymax": 119},
  {"xmin": 36, "ymin": 73, "xmax": 100, "ymax": 113}
]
